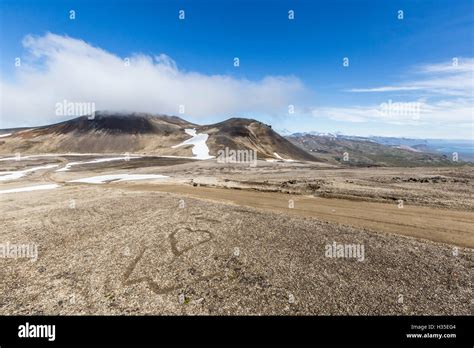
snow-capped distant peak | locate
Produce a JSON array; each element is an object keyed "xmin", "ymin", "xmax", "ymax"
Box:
[{"xmin": 290, "ymin": 131, "xmax": 338, "ymax": 137}]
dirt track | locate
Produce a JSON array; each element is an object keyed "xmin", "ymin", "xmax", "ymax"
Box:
[{"xmin": 122, "ymin": 183, "xmax": 474, "ymax": 248}]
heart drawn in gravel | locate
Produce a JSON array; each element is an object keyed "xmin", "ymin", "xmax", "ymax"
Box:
[{"xmin": 169, "ymin": 226, "xmax": 213, "ymax": 257}]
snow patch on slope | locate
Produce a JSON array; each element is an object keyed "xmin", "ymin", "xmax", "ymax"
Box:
[
  {"xmin": 56, "ymin": 156, "xmax": 141, "ymax": 172},
  {"xmin": 172, "ymin": 129, "xmax": 213, "ymax": 160},
  {"xmin": 0, "ymin": 165, "xmax": 59, "ymax": 181},
  {"xmin": 0, "ymin": 184, "xmax": 60, "ymax": 194},
  {"xmin": 68, "ymin": 174, "xmax": 169, "ymax": 184},
  {"xmin": 267, "ymin": 152, "xmax": 295, "ymax": 162}
]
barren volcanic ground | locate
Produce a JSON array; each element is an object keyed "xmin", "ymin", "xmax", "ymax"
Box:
[{"xmin": 0, "ymin": 155, "xmax": 472, "ymax": 315}]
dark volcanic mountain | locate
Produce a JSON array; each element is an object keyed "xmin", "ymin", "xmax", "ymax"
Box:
[
  {"xmin": 34, "ymin": 112, "xmax": 195, "ymax": 135},
  {"xmin": 0, "ymin": 112, "xmax": 316, "ymax": 161},
  {"xmin": 199, "ymin": 118, "xmax": 316, "ymax": 161},
  {"xmin": 0, "ymin": 112, "xmax": 197, "ymax": 156},
  {"xmin": 2, "ymin": 112, "xmax": 460, "ymax": 165}
]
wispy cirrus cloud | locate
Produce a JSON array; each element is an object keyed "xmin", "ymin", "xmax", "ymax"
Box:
[
  {"xmin": 347, "ymin": 58, "xmax": 474, "ymax": 97},
  {"xmin": 313, "ymin": 98, "xmax": 472, "ymax": 126},
  {"xmin": 313, "ymin": 58, "xmax": 474, "ymax": 138},
  {"xmin": 348, "ymin": 86, "xmax": 423, "ymax": 93}
]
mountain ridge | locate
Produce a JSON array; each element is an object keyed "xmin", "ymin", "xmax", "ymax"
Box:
[
  {"xmin": 0, "ymin": 112, "xmax": 316, "ymax": 161},
  {"xmin": 1, "ymin": 112, "xmax": 470, "ymax": 165}
]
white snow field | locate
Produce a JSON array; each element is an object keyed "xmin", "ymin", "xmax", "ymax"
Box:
[
  {"xmin": 267, "ymin": 153, "xmax": 295, "ymax": 162},
  {"xmin": 56, "ymin": 156, "xmax": 141, "ymax": 172},
  {"xmin": 172, "ymin": 129, "xmax": 214, "ymax": 160},
  {"xmin": 68, "ymin": 174, "xmax": 169, "ymax": 184},
  {"xmin": 0, "ymin": 165, "xmax": 59, "ymax": 181},
  {"xmin": 0, "ymin": 184, "xmax": 60, "ymax": 194}
]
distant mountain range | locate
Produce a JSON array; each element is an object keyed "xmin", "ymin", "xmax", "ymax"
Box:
[
  {"xmin": 288, "ymin": 132, "xmax": 474, "ymax": 163},
  {"xmin": 286, "ymin": 133, "xmax": 469, "ymax": 166}
]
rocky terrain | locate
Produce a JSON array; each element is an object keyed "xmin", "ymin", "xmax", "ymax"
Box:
[
  {"xmin": 0, "ymin": 154, "xmax": 472, "ymax": 315},
  {"xmin": 0, "ymin": 176, "xmax": 471, "ymax": 315},
  {"xmin": 4, "ymin": 112, "xmax": 463, "ymax": 166}
]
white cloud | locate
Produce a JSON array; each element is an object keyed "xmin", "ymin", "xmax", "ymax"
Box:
[
  {"xmin": 348, "ymin": 86, "xmax": 422, "ymax": 93},
  {"xmin": 347, "ymin": 58, "xmax": 474, "ymax": 97},
  {"xmin": 324, "ymin": 58, "xmax": 474, "ymax": 138},
  {"xmin": 0, "ymin": 33, "xmax": 307, "ymax": 127},
  {"xmin": 313, "ymin": 98, "xmax": 473, "ymax": 127},
  {"xmin": 1, "ymin": 34, "xmax": 472, "ymax": 139}
]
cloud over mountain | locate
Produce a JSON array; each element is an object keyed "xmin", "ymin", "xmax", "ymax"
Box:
[{"xmin": 1, "ymin": 33, "xmax": 307, "ymax": 127}]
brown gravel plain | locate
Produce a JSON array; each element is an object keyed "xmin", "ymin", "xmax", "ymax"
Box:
[{"xmin": 0, "ymin": 156, "xmax": 472, "ymax": 315}]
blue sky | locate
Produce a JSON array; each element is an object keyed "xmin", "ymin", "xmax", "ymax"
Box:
[{"xmin": 1, "ymin": 0, "xmax": 473, "ymax": 139}]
